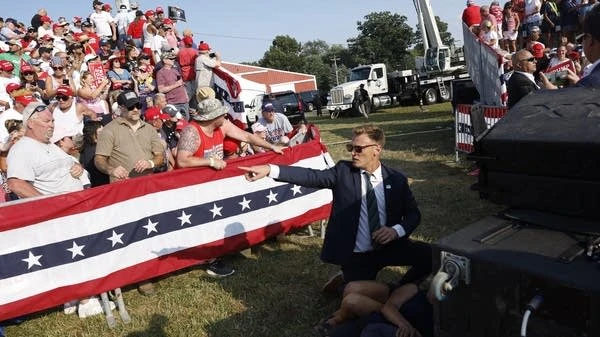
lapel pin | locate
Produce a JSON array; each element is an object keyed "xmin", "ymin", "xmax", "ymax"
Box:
[{"xmin": 385, "ymin": 185, "xmax": 391, "ymax": 189}]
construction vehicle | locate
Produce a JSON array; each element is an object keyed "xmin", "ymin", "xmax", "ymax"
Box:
[{"xmin": 326, "ymin": 0, "xmax": 469, "ymax": 117}]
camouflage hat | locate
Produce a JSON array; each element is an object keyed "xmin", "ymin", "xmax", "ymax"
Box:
[{"xmin": 194, "ymin": 98, "xmax": 227, "ymax": 121}]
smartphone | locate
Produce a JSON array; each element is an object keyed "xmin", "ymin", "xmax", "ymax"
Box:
[{"xmin": 63, "ymin": 78, "xmax": 70, "ymax": 85}]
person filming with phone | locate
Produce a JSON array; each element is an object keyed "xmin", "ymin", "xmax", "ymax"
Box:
[{"xmin": 194, "ymin": 41, "xmax": 221, "ymax": 92}]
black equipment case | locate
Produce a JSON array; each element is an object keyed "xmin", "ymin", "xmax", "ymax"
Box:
[{"xmin": 434, "ymin": 87, "xmax": 600, "ymax": 337}]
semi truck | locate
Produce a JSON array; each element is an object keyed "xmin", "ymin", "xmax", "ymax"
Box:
[{"xmin": 326, "ymin": 0, "xmax": 469, "ymax": 117}]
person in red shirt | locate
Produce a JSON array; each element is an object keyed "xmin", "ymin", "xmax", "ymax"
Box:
[
  {"xmin": 463, "ymin": 0, "xmax": 482, "ymax": 28},
  {"xmin": 79, "ymin": 21, "xmax": 100, "ymax": 53},
  {"xmin": 127, "ymin": 10, "xmax": 145, "ymax": 49},
  {"xmin": 177, "ymin": 36, "xmax": 198, "ymax": 110}
]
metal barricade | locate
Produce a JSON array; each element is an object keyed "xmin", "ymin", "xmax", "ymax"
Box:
[{"xmin": 455, "ymin": 104, "xmax": 508, "ymax": 159}]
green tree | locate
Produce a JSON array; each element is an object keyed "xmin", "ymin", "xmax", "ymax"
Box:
[
  {"xmin": 347, "ymin": 11, "xmax": 415, "ymax": 71},
  {"xmin": 301, "ymin": 39, "xmax": 330, "ymax": 57},
  {"xmin": 258, "ymin": 35, "xmax": 304, "ymax": 72},
  {"xmin": 412, "ymin": 16, "xmax": 455, "ymax": 56}
]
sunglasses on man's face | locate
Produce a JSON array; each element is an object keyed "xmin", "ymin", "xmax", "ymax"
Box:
[
  {"xmin": 56, "ymin": 95, "xmax": 71, "ymax": 101},
  {"xmin": 126, "ymin": 103, "xmax": 142, "ymax": 111},
  {"xmin": 23, "ymin": 71, "xmax": 35, "ymax": 76},
  {"xmin": 346, "ymin": 143, "xmax": 378, "ymax": 153},
  {"xmin": 52, "ymin": 66, "xmax": 64, "ymax": 71}
]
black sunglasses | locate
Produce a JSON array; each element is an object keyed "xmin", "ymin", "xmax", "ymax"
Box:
[
  {"xmin": 126, "ymin": 103, "xmax": 142, "ymax": 111},
  {"xmin": 52, "ymin": 66, "xmax": 64, "ymax": 71},
  {"xmin": 23, "ymin": 71, "xmax": 35, "ymax": 76},
  {"xmin": 56, "ymin": 95, "xmax": 71, "ymax": 101},
  {"xmin": 346, "ymin": 143, "xmax": 378, "ymax": 153},
  {"xmin": 29, "ymin": 104, "xmax": 48, "ymax": 119},
  {"xmin": 520, "ymin": 57, "xmax": 536, "ymax": 63}
]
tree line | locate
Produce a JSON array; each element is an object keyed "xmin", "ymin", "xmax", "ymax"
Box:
[{"xmin": 247, "ymin": 11, "xmax": 454, "ymax": 93}]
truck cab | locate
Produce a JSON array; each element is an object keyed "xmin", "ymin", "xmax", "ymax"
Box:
[{"xmin": 326, "ymin": 63, "xmax": 388, "ymax": 114}]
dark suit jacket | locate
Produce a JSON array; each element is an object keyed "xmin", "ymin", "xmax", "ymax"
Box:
[
  {"xmin": 578, "ymin": 64, "xmax": 600, "ymax": 88},
  {"xmin": 277, "ymin": 160, "xmax": 421, "ymax": 265},
  {"xmin": 507, "ymin": 72, "xmax": 538, "ymax": 109}
]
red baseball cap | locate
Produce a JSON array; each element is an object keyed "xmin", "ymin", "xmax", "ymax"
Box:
[
  {"xmin": 56, "ymin": 85, "xmax": 74, "ymax": 97},
  {"xmin": 163, "ymin": 18, "xmax": 173, "ymax": 25},
  {"xmin": 5, "ymin": 82, "xmax": 21, "ymax": 94},
  {"xmin": 144, "ymin": 107, "xmax": 169, "ymax": 121},
  {"xmin": 0, "ymin": 60, "xmax": 14, "ymax": 72},
  {"xmin": 199, "ymin": 42, "xmax": 210, "ymax": 52},
  {"xmin": 182, "ymin": 36, "xmax": 194, "ymax": 46},
  {"xmin": 145, "ymin": 10, "xmax": 155, "ymax": 17},
  {"xmin": 40, "ymin": 16, "xmax": 52, "ymax": 23},
  {"xmin": 223, "ymin": 138, "xmax": 241, "ymax": 156},
  {"xmin": 20, "ymin": 64, "xmax": 34, "ymax": 73},
  {"xmin": 155, "ymin": 6, "xmax": 164, "ymax": 13},
  {"xmin": 14, "ymin": 94, "xmax": 37, "ymax": 106}
]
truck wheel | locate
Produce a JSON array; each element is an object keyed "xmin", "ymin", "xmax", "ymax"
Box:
[
  {"xmin": 424, "ymin": 88, "xmax": 438, "ymax": 105},
  {"xmin": 330, "ymin": 110, "xmax": 340, "ymax": 119}
]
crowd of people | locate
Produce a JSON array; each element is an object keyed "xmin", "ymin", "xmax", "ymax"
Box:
[
  {"xmin": 0, "ymin": 0, "xmax": 314, "ymax": 327},
  {"xmin": 463, "ymin": 0, "xmax": 600, "ymax": 107}
]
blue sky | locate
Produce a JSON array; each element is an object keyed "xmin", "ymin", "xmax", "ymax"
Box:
[{"xmin": 5, "ymin": 0, "xmax": 465, "ymax": 64}]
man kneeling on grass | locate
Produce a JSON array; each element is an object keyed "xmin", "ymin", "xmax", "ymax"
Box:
[{"xmin": 240, "ymin": 124, "xmax": 433, "ymax": 327}]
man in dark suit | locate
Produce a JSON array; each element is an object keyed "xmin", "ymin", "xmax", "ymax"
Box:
[
  {"xmin": 240, "ymin": 124, "xmax": 432, "ymax": 286},
  {"xmin": 507, "ymin": 49, "xmax": 540, "ymax": 109},
  {"xmin": 577, "ymin": 5, "xmax": 600, "ymax": 88}
]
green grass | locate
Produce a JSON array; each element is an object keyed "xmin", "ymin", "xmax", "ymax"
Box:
[{"xmin": 4, "ymin": 103, "xmax": 502, "ymax": 337}]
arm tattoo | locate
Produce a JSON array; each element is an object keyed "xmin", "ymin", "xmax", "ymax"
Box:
[{"xmin": 177, "ymin": 126, "xmax": 200, "ymax": 153}]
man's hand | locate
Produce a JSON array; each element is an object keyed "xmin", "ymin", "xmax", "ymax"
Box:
[
  {"xmin": 110, "ymin": 166, "xmax": 129, "ymax": 180},
  {"xmin": 395, "ymin": 324, "xmax": 421, "ymax": 337},
  {"xmin": 133, "ymin": 159, "xmax": 152, "ymax": 173},
  {"xmin": 70, "ymin": 163, "xmax": 84, "ymax": 179},
  {"xmin": 210, "ymin": 157, "xmax": 226, "ymax": 170},
  {"xmin": 372, "ymin": 226, "xmax": 398, "ymax": 245},
  {"xmin": 239, "ymin": 165, "xmax": 270, "ymax": 181},
  {"xmin": 271, "ymin": 145, "xmax": 285, "ymax": 154}
]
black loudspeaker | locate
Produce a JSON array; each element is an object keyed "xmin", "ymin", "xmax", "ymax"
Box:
[
  {"xmin": 168, "ymin": 6, "xmax": 186, "ymax": 22},
  {"xmin": 433, "ymin": 216, "xmax": 600, "ymax": 337},
  {"xmin": 475, "ymin": 87, "xmax": 600, "ymax": 220}
]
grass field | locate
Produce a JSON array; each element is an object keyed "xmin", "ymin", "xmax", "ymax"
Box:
[{"xmin": 4, "ymin": 103, "xmax": 503, "ymax": 337}]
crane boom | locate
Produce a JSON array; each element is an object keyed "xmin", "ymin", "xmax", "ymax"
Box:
[{"xmin": 413, "ymin": 0, "xmax": 444, "ymax": 50}]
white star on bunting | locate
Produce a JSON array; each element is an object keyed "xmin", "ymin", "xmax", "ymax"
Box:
[
  {"xmin": 210, "ymin": 203, "xmax": 223, "ymax": 219},
  {"xmin": 266, "ymin": 190, "xmax": 278, "ymax": 204},
  {"xmin": 178, "ymin": 210, "xmax": 192, "ymax": 226},
  {"xmin": 291, "ymin": 185, "xmax": 302, "ymax": 196},
  {"xmin": 239, "ymin": 197, "xmax": 252, "ymax": 211},
  {"xmin": 66, "ymin": 241, "xmax": 85, "ymax": 259},
  {"xmin": 22, "ymin": 251, "xmax": 42, "ymax": 269},
  {"xmin": 143, "ymin": 218, "xmax": 159, "ymax": 235},
  {"xmin": 107, "ymin": 230, "xmax": 124, "ymax": 247}
]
